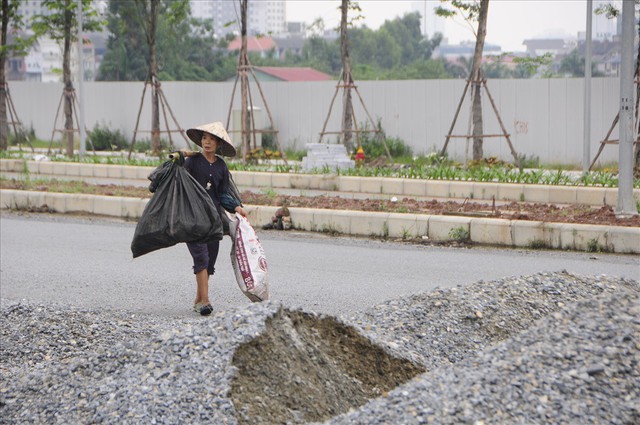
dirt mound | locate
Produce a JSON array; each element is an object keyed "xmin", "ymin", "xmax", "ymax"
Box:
[{"xmin": 230, "ymin": 308, "xmax": 425, "ymax": 424}]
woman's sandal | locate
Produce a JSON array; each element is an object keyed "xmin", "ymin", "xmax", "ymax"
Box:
[{"xmin": 199, "ymin": 304, "xmax": 213, "ymax": 316}]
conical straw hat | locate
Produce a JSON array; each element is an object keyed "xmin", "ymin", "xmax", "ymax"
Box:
[{"xmin": 186, "ymin": 121, "xmax": 236, "ymax": 157}]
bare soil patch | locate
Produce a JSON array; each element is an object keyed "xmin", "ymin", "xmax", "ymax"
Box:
[
  {"xmin": 230, "ymin": 308, "xmax": 424, "ymax": 424},
  {"xmin": 241, "ymin": 192, "xmax": 640, "ymax": 228},
  {"xmin": 2, "ymin": 178, "xmax": 639, "ymax": 227}
]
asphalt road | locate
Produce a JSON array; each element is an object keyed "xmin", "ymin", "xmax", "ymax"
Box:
[{"xmin": 1, "ymin": 211, "xmax": 638, "ymax": 318}]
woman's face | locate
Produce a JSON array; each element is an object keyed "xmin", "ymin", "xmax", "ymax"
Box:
[{"xmin": 201, "ymin": 132, "xmax": 219, "ymax": 154}]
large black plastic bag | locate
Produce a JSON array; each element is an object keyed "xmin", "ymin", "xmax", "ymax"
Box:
[{"xmin": 131, "ymin": 159, "xmax": 223, "ymax": 258}]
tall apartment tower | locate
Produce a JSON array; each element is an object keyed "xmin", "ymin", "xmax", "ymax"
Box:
[
  {"xmin": 16, "ymin": 1, "xmax": 54, "ymax": 23},
  {"xmin": 190, "ymin": 0, "xmax": 286, "ymax": 38},
  {"xmin": 410, "ymin": 1, "xmax": 445, "ymax": 38},
  {"xmin": 17, "ymin": 0, "xmax": 108, "ymax": 26}
]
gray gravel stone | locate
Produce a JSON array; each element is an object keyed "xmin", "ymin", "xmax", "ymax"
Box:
[{"xmin": 1, "ymin": 270, "xmax": 638, "ymax": 424}]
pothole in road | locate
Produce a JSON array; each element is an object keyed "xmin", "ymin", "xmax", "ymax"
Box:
[{"xmin": 231, "ymin": 308, "xmax": 425, "ymax": 425}]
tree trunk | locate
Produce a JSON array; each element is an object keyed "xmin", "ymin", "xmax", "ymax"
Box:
[
  {"xmin": 340, "ymin": 0, "xmax": 354, "ymax": 152},
  {"xmin": 635, "ymin": 18, "xmax": 640, "ymax": 172},
  {"xmin": 0, "ymin": 0, "xmax": 9, "ymax": 151},
  {"xmin": 240, "ymin": 0, "xmax": 249, "ymax": 160},
  {"xmin": 471, "ymin": 0, "xmax": 489, "ymax": 161},
  {"xmin": 63, "ymin": 0, "xmax": 74, "ymax": 157},
  {"xmin": 149, "ymin": 0, "xmax": 160, "ymax": 154}
]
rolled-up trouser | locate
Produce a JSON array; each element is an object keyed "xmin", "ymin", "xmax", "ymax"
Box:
[{"xmin": 186, "ymin": 240, "xmax": 220, "ymax": 275}]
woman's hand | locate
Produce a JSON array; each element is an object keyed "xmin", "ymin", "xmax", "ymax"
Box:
[{"xmin": 235, "ymin": 206, "xmax": 247, "ymax": 217}]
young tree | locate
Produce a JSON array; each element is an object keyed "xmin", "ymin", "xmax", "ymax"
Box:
[
  {"xmin": 140, "ymin": 0, "xmax": 162, "ymax": 154},
  {"xmin": 339, "ymin": 0, "xmax": 363, "ymax": 151},
  {"xmin": 101, "ymin": 0, "xmax": 188, "ymax": 154},
  {"xmin": 31, "ymin": 0, "xmax": 103, "ymax": 157},
  {"xmin": 0, "ymin": 0, "xmax": 36, "ymax": 151},
  {"xmin": 436, "ymin": 0, "xmax": 489, "ymax": 160}
]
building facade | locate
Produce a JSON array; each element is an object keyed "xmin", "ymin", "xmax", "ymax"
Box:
[
  {"xmin": 190, "ymin": 0, "xmax": 286, "ymax": 38},
  {"xmin": 17, "ymin": 0, "xmax": 108, "ymax": 27}
]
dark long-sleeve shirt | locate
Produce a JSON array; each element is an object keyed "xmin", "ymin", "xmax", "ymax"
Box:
[{"xmin": 184, "ymin": 154, "xmax": 241, "ymax": 213}]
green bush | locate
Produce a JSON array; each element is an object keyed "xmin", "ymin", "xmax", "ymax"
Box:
[
  {"xmin": 261, "ymin": 127, "xmax": 275, "ymax": 150},
  {"xmin": 88, "ymin": 124, "xmax": 128, "ymax": 151},
  {"xmin": 518, "ymin": 153, "xmax": 540, "ymax": 169},
  {"xmin": 358, "ymin": 121, "xmax": 412, "ymax": 159},
  {"xmin": 448, "ymin": 226, "xmax": 470, "ymax": 242},
  {"xmin": 411, "ymin": 152, "xmax": 455, "ymax": 167},
  {"xmin": 133, "ymin": 139, "xmax": 151, "ymax": 153},
  {"xmin": 8, "ymin": 126, "xmax": 35, "ymax": 146}
]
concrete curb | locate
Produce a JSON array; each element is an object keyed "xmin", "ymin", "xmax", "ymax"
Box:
[
  {"xmin": 2, "ymin": 189, "xmax": 638, "ymax": 254},
  {"xmin": 2, "ymin": 159, "xmax": 638, "ymax": 207}
]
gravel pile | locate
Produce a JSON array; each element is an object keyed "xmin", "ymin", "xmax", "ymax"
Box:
[
  {"xmin": 330, "ymin": 271, "xmax": 640, "ymax": 424},
  {"xmin": 0, "ymin": 301, "xmax": 279, "ymax": 424},
  {"xmin": 348, "ymin": 270, "xmax": 639, "ymax": 370},
  {"xmin": 1, "ymin": 271, "xmax": 638, "ymax": 424}
]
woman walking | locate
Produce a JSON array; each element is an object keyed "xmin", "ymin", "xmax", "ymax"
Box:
[{"xmin": 184, "ymin": 122, "xmax": 246, "ymax": 316}]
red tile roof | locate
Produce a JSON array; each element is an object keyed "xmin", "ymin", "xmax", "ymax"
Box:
[
  {"xmin": 227, "ymin": 36, "xmax": 277, "ymax": 52},
  {"xmin": 256, "ymin": 66, "xmax": 333, "ymax": 81}
]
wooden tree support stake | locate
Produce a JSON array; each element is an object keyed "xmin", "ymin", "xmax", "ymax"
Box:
[
  {"xmin": 127, "ymin": 75, "xmax": 190, "ymax": 160},
  {"xmin": 440, "ymin": 71, "xmax": 520, "ymax": 168},
  {"xmin": 589, "ymin": 69, "xmax": 640, "ymax": 171},
  {"xmin": 318, "ymin": 69, "xmax": 393, "ymax": 163},
  {"xmin": 3, "ymin": 83, "xmax": 34, "ymax": 153},
  {"xmin": 47, "ymin": 87, "xmax": 95, "ymax": 156},
  {"xmin": 225, "ymin": 0, "xmax": 287, "ymax": 164}
]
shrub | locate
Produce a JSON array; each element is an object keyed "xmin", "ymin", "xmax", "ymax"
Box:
[
  {"xmin": 448, "ymin": 226, "xmax": 470, "ymax": 242},
  {"xmin": 528, "ymin": 239, "xmax": 547, "ymax": 249},
  {"xmin": 8, "ymin": 126, "xmax": 36, "ymax": 146},
  {"xmin": 261, "ymin": 127, "xmax": 275, "ymax": 150},
  {"xmin": 134, "ymin": 139, "xmax": 151, "ymax": 153},
  {"xmin": 412, "ymin": 152, "xmax": 455, "ymax": 167},
  {"xmin": 88, "ymin": 124, "xmax": 128, "ymax": 151},
  {"xmin": 518, "ymin": 153, "xmax": 540, "ymax": 169},
  {"xmin": 467, "ymin": 156, "xmax": 514, "ymax": 169},
  {"xmin": 358, "ymin": 121, "xmax": 412, "ymax": 159}
]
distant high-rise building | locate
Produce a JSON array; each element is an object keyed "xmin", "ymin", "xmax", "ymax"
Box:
[
  {"xmin": 190, "ymin": 0, "xmax": 286, "ymax": 39},
  {"xmin": 17, "ymin": 0, "xmax": 107, "ymax": 27},
  {"xmin": 17, "ymin": 1, "xmax": 54, "ymax": 24},
  {"xmin": 410, "ymin": 0, "xmax": 445, "ymax": 38}
]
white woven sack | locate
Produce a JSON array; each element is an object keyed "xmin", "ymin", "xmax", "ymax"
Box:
[{"xmin": 227, "ymin": 212, "xmax": 270, "ymax": 302}]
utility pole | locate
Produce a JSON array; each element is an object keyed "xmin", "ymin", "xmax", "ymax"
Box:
[
  {"xmin": 77, "ymin": 0, "xmax": 86, "ymax": 158},
  {"xmin": 240, "ymin": 0, "xmax": 249, "ymax": 159},
  {"xmin": 583, "ymin": 0, "xmax": 592, "ymax": 172},
  {"xmin": 616, "ymin": 0, "xmax": 638, "ymax": 217}
]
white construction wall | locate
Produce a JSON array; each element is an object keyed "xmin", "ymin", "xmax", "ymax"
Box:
[{"xmin": 9, "ymin": 77, "xmax": 622, "ymax": 165}]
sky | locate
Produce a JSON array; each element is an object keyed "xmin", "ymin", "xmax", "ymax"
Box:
[{"xmin": 285, "ymin": 1, "xmax": 609, "ymax": 53}]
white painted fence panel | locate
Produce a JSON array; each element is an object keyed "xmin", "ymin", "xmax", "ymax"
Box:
[{"xmin": 8, "ymin": 78, "xmax": 621, "ymax": 165}]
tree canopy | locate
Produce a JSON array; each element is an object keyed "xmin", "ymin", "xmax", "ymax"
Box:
[
  {"xmin": 98, "ymin": 0, "xmax": 236, "ymax": 81},
  {"xmin": 98, "ymin": 6, "xmax": 450, "ymax": 81},
  {"xmin": 97, "ymin": 3, "xmax": 566, "ymax": 82},
  {"xmin": 252, "ymin": 12, "xmax": 448, "ymax": 80}
]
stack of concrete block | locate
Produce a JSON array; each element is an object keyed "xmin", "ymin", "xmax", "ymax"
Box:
[{"xmin": 301, "ymin": 143, "xmax": 354, "ymax": 171}]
